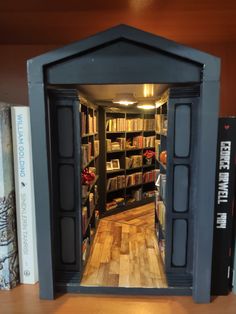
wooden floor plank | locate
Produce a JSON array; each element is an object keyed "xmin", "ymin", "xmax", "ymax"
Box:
[{"xmin": 81, "ymin": 202, "xmax": 167, "ymax": 288}]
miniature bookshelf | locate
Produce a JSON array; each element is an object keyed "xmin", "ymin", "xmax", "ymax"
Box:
[
  {"xmin": 99, "ymin": 108, "xmax": 159, "ymax": 216},
  {"xmin": 80, "ymin": 99, "xmax": 100, "ymax": 267},
  {"xmin": 154, "ymin": 95, "xmax": 168, "ymax": 265}
]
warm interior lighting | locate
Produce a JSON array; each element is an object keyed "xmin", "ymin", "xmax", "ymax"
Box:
[
  {"xmin": 112, "ymin": 93, "xmax": 137, "ymax": 106},
  {"xmin": 137, "ymin": 102, "xmax": 155, "ymax": 110},
  {"xmin": 155, "ymin": 96, "xmax": 162, "ymax": 108},
  {"xmin": 143, "ymin": 84, "xmax": 154, "ymax": 98}
]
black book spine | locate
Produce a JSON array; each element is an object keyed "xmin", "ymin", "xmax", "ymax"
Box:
[{"xmin": 211, "ymin": 117, "xmax": 236, "ymax": 295}]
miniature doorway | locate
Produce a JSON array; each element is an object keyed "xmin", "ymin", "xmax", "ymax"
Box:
[{"xmin": 28, "ymin": 25, "xmax": 220, "ymax": 303}]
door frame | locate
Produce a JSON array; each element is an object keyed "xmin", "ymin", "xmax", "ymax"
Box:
[{"xmin": 27, "ymin": 25, "xmax": 220, "ymax": 303}]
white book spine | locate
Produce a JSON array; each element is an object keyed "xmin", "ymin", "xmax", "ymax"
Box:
[{"xmin": 11, "ymin": 106, "xmax": 38, "ymax": 284}]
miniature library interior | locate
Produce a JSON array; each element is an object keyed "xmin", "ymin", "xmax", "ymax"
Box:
[
  {"xmin": 48, "ymin": 83, "xmax": 196, "ymax": 289},
  {"xmin": 28, "ymin": 24, "xmax": 220, "ymax": 303}
]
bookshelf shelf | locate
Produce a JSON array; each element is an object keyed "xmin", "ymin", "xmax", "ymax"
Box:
[
  {"xmin": 154, "ymin": 96, "xmax": 168, "ymax": 266},
  {"xmin": 126, "ymin": 183, "xmax": 142, "ymax": 189},
  {"xmin": 106, "ymin": 131, "xmax": 126, "ymax": 134},
  {"xmin": 107, "ymin": 186, "xmax": 126, "ymax": 193},
  {"xmin": 107, "ymin": 149, "xmax": 125, "ymax": 153},
  {"xmin": 102, "ymin": 108, "xmax": 159, "ymax": 216},
  {"xmin": 143, "ymin": 164, "xmax": 155, "ymax": 169},
  {"xmin": 82, "ymin": 132, "xmax": 98, "ymax": 138},
  {"xmin": 126, "ymin": 147, "xmax": 143, "ymax": 151},
  {"xmin": 83, "ymin": 206, "xmax": 96, "ymax": 236},
  {"xmin": 126, "ymin": 166, "xmax": 143, "ymax": 171},
  {"xmin": 106, "ymin": 168, "xmax": 125, "ymax": 174},
  {"xmin": 80, "ymin": 100, "xmax": 100, "ymax": 270}
]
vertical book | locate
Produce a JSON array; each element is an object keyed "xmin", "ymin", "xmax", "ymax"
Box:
[
  {"xmin": 0, "ymin": 104, "xmax": 19, "ymax": 290},
  {"xmin": 11, "ymin": 106, "xmax": 38, "ymax": 284},
  {"xmin": 211, "ymin": 117, "xmax": 236, "ymax": 295}
]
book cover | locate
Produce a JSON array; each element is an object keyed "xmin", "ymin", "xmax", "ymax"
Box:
[
  {"xmin": 0, "ymin": 104, "xmax": 19, "ymax": 290},
  {"xmin": 11, "ymin": 106, "xmax": 38, "ymax": 284},
  {"xmin": 211, "ymin": 117, "xmax": 236, "ymax": 295}
]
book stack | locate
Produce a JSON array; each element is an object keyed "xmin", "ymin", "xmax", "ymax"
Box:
[
  {"xmin": 155, "ymin": 139, "xmax": 161, "ymax": 160},
  {"xmin": 106, "ymin": 197, "xmax": 125, "ymax": 211},
  {"xmin": 143, "ymin": 118, "xmax": 155, "ymax": 131},
  {"xmin": 106, "ymin": 200, "xmax": 118, "ymax": 211},
  {"xmin": 93, "ymin": 115, "xmax": 97, "ymax": 133},
  {"xmin": 94, "ymin": 210, "xmax": 99, "ymax": 227},
  {"xmin": 126, "ymin": 118, "xmax": 143, "ymax": 131},
  {"xmin": 94, "ymin": 140, "xmax": 99, "ymax": 157},
  {"xmin": 143, "ymin": 169, "xmax": 159, "ymax": 183},
  {"xmin": 159, "ymin": 174, "xmax": 167, "ymax": 202},
  {"xmin": 155, "ymin": 114, "xmax": 162, "ymax": 133},
  {"xmin": 144, "ymin": 136, "xmax": 155, "ymax": 148},
  {"xmin": 116, "ymin": 137, "xmax": 126, "ymax": 150},
  {"xmin": 162, "ymin": 114, "xmax": 168, "ymax": 134},
  {"xmin": 82, "ymin": 206, "xmax": 88, "ymax": 235},
  {"xmin": 131, "ymin": 136, "xmax": 143, "ymax": 148},
  {"xmin": 125, "ymin": 155, "xmax": 142, "ymax": 169},
  {"xmin": 106, "ymin": 137, "xmax": 126, "ymax": 151},
  {"xmin": 132, "ymin": 188, "xmax": 142, "ymax": 201},
  {"xmin": 89, "ymin": 193, "xmax": 95, "ymax": 214},
  {"xmin": 88, "ymin": 114, "xmax": 93, "ymax": 134},
  {"xmin": 126, "ymin": 172, "xmax": 142, "ymax": 187},
  {"xmin": 82, "ymin": 237, "xmax": 90, "ymax": 263},
  {"xmin": 94, "ymin": 185, "xmax": 99, "ymax": 204},
  {"xmin": 107, "ymin": 175, "xmax": 125, "ymax": 191},
  {"xmin": 106, "ymin": 118, "xmax": 126, "ymax": 132},
  {"xmin": 81, "ymin": 143, "xmax": 92, "ymax": 167},
  {"xmin": 81, "ymin": 111, "xmax": 87, "ymax": 135},
  {"xmin": 157, "ymin": 201, "xmax": 166, "ymax": 231},
  {"xmin": 143, "ymin": 190, "xmax": 156, "ymax": 198}
]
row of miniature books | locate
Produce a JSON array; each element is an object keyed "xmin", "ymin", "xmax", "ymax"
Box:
[
  {"xmin": 0, "ymin": 105, "xmax": 38, "ymax": 289},
  {"xmin": 156, "ymin": 173, "xmax": 167, "ymax": 202},
  {"xmin": 157, "ymin": 200, "xmax": 166, "ymax": 232},
  {"xmin": 155, "ymin": 139, "xmax": 161, "ymax": 160},
  {"xmin": 81, "ymin": 140, "xmax": 99, "ymax": 168},
  {"xmin": 82, "ymin": 210, "xmax": 99, "ymax": 263},
  {"xmin": 155, "ymin": 114, "xmax": 168, "ymax": 134},
  {"xmin": 106, "ymin": 190, "xmax": 156, "ymax": 211},
  {"xmin": 82, "ymin": 192, "xmax": 96, "ymax": 235},
  {"xmin": 106, "ymin": 137, "xmax": 126, "ymax": 151},
  {"xmin": 158, "ymin": 237, "xmax": 165, "ymax": 263},
  {"xmin": 81, "ymin": 111, "xmax": 97, "ymax": 135},
  {"xmin": 126, "ymin": 155, "xmax": 142, "ymax": 169},
  {"xmin": 106, "ymin": 118, "xmax": 155, "ymax": 132},
  {"xmin": 106, "ymin": 136, "xmax": 156, "ymax": 151},
  {"xmin": 106, "ymin": 169, "xmax": 158, "ymax": 191}
]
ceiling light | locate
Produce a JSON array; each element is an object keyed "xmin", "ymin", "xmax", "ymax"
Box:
[
  {"xmin": 112, "ymin": 93, "xmax": 137, "ymax": 106},
  {"xmin": 137, "ymin": 101, "xmax": 155, "ymax": 110}
]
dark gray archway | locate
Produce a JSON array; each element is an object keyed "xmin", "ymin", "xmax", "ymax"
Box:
[{"xmin": 27, "ymin": 24, "xmax": 220, "ymax": 303}]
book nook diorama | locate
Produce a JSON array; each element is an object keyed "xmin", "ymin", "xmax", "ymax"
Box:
[{"xmin": 27, "ymin": 25, "xmax": 220, "ymax": 303}]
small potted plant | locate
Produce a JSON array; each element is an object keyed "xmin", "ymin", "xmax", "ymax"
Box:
[{"xmin": 143, "ymin": 150, "xmax": 155, "ymax": 165}]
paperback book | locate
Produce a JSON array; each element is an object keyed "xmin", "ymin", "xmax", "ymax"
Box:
[
  {"xmin": 0, "ymin": 104, "xmax": 19, "ymax": 290},
  {"xmin": 11, "ymin": 106, "xmax": 38, "ymax": 284},
  {"xmin": 211, "ymin": 117, "xmax": 236, "ymax": 295}
]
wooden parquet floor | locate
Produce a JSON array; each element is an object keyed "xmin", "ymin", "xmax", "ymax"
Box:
[{"xmin": 81, "ymin": 203, "xmax": 167, "ymax": 288}]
